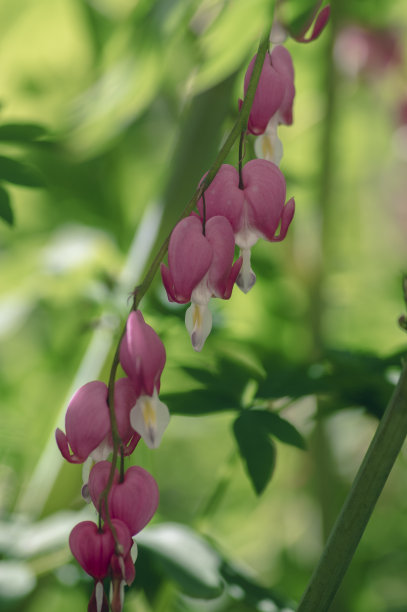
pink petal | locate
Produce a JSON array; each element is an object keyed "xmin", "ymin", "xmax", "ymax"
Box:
[
  {"xmin": 204, "ymin": 216, "xmax": 237, "ymax": 298},
  {"xmin": 223, "ymin": 256, "xmax": 243, "ymax": 299},
  {"xmin": 244, "ymin": 53, "xmax": 286, "ymax": 135},
  {"xmin": 55, "ymin": 428, "xmax": 83, "ymax": 463},
  {"xmin": 110, "ymin": 551, "xmax": 135, "ymax": 586},
  {"xmin": 120, "ymin": 311, "xmax": 166, "ymax": 397},
  {"xmin": 297, "ymin": 5, "xmax": 330, "ymax": 43},
  {"xmin": 69, "ymin": 521, "xmax": 115, "ymax": 580},
  {"xmin": 242, "ymin": 159, "xmax": 287, "ymax": 242},
  {"xmin": 270, "ymin": 197, "xmax": 295, "ymax": 242},
  {"xmin": 160, "ymin": 264, "xmax": 178, "ymax": 303},
  {"xmin": 88, "ymin": 460, "xmax": 119, "ymax": 515},
  {"xmin": 109, "ymin": 466, "xmax": 159, "ymax": 536},
  {"xmin": 114, "ymin": 378, "xmax": 140, "ymax": 449},
  {"xmin": 63, "ymin": 381, "xmax": 110, "ymax": 463},
  {"xmin": 197, "ymin": 165, "xmax": 244, "ymax": 234},
  {"xmin": 89, "ymin": 463, "xmax": 159, "ymax": 536},
  {"xmin": 167, "ymin": 216, "xmax": 213, "ymax": 303}
]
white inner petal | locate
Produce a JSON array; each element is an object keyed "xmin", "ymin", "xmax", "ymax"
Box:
[
  {"xmin": 236, "ymin": 248, "xmax": 256, "ymax": 294},
  {"xmin": 185, "ymin": 302, "xmax": 213, "ymax": 352},
  {"xmin": 130, "ymin": 389, "xmax": 170, "ymax": 449}
]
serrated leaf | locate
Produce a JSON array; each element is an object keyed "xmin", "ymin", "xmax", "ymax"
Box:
[
  {"xmin": 0, "ymin": 156, "xmax": 44, "ymax": 188},
  {"xmin": 137, "ymin": 523, "xmax": 223, "ymax": 599},
  {"xmin": 233, "ymin": 412, "xmax": 277, "ymax": 495},
  {"xmin": 0, "ymin": 186, "xmax": 13, "ymax": 226},
  {"xmin": 0, "ymin": 123, "xmax": 47, "ymax": 142},
  {"xmin": 250, "ymin": 410, "xmax": 306, "ymax": 450}
]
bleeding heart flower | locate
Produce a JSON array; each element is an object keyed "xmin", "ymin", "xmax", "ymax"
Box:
[
  {"xmin": 89, "ymin": 461, "xmax": 159, "ymax": 536},
  {"xmin": 197, "ymin": 160, "xmax": 295, "ymax": 293},
  {"xmin": 56, "ymin": 381, "xmax": 111, "ymax": 464},
  {"xmin": 56, "ymin": 378, "xmax": 141, "ymax": 465},
  {"xmin": 161, "ymin": 215, "xmax": 242, "ymax": 351},
  {"xmin": 241, "ymin": 45, "xmax": 295, "ymax": 137},
  {"xmin": 69, "ymin": 519, "xmax": 133, "ymax": 612},
  {"xmin": 290, "ymin": 3, "xmax": 330, "ymax": 43},
  {"xmin": 119, "ymin": 312, "xmax": 169, "ymax": 447}
]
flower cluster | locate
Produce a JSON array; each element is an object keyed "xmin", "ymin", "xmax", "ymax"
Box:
[
  {"xmin": 160, "ymin": 15, "xmax": 332, "ymax": 349},
  {"xmin": 56, "ymin": 311, "xmax": 167, "ymax": 611},
  {"xmin": 56, "ymin": 9, "xmax": 330, "ymax": 609}
]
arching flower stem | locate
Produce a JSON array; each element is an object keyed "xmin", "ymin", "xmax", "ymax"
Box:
[{"xmin": 98, "ymin": 23, "xmax": 273, "ymax": 555}]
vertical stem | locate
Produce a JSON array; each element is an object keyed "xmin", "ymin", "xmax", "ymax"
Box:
[
  {"xmin": 297, "ymin": 358, "xmax": 407, "ymax": 612},
  {"xmin": 238, "ymin": 130, "xmax": 246, "ymax": 189},
  {"xmin": 202, "ymin": 192, "xmax": 206, "ymax": 235}
]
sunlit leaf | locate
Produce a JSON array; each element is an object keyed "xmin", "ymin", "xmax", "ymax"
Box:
[
  {"xmin": 0, "ymin": 155, "xmax": 44, "ymax": 188},
  {"xmin": 137, "ymin": 523, "xmax": 223, "ymax": 599},
  {"xmin": 0, "ymin": 185, "xmax": 13, "ymax": 226}
]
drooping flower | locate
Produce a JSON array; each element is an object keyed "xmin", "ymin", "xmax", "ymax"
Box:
[
  {"xmin": 242, "ymin": 45, "xmax": 295, "ymax": 164},
  {"xmin": 88, "ymin": 461, "xmax": 159, "ymax": 536},
  {"xmin": 289, "ymin": 3, "xmax": 330, "ymax": 43},
  {"xmin": 119, "ymin": 311, "xmax": 169, "ymax": 448},
  {"xmin": 196, "ymin": 160, "xmax": 295, "ymax": 293},
  {"xmin": 69, "ymin": 518, "xmax": 133, "ymax": 612},
  {"xmin": 55, "ymin": 378, "xmax": 140, "ymax": 464},
  {"xmin": 160, "ymin": 215, "xmax": 242, "ymax": 351},
  {"xmin": 243, "ymin": 45, "xmax": 295, "ymax": 133}
]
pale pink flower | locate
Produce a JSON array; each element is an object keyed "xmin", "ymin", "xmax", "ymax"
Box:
[
  {"xmin": 161, "ymin": 215, "xmax": 242, "ymax": 350},
  {"xmin": 197, "ymin": 160, "xmax": 295, "ymax": 293}
]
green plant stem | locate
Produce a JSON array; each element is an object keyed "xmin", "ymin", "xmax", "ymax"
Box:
[
  {"xmin": 130, "ymin": 28, "xmax": 270, "ymax": 311},
  {"xmin": 100, "ymin": 25, "xmax": 272, "ymax": 551},
  {"xmin": 297, "ymin": 358, "xmax": 407, "ymax": 612}
]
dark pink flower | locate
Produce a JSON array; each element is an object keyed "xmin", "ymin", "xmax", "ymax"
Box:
[
  {"xmin": 197, "ymin": 160, "xmax": 295, "ymax": 292},
  {"xmin": 89, "ymin": 461, "xmax": 159, "ymax": 536},
  {"xmin": 161, "ymin": 215, "xmax": 242, "ymax": 350},
  {"xmin": 56, "ymin": 381, "xmax": 111, "ymax": 464},
  {"xmin": 56, "ymin": 378, "xmax": 141, "ymax": 464},
  {"xmin": 120, "ymin": 311, "xmax": 165, "ymax": 397},
  {"xmin": 242, "ymin": 45, "xmax": 295, "ymax": 136},
  {"xmin": 119, "ymin": 312, "xmax": 169, "ymax": 447},
  {"xmin": 69, "ymin": 518, "xmax": 132, "ymax": 580},
  {"xmin": 69, "ymin": 519, "xmax": 133, "ymax": 612}
]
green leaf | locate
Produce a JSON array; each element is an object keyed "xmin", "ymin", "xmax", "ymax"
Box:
[
  {"xmin": 0, "ymin": 123, "xmax": 47, "ymax": 142},
  {"xmin": 137, "ymin": 523, "xmax": 223, "ymax": 599},
  {"xmin": 233, "ymin": 411, "xmax": 277, "ymax": 495},
  {"xmin": 161, "ymin": 389, "xmax": 239, "ymax": 415},
  {"xmin": 0, "ymin": 156, "xmax": 44, "ymax": 188},
  {"xmin": 220, "ymin": 559, "xmax": 294, "ymax": 611},
  {"xmin": 0, "ymin": 186, "xmax": 13, "ymax": 226},
  {"xmin": 250, "ymin": 410, "xmax": 307, "ymax": 450}
]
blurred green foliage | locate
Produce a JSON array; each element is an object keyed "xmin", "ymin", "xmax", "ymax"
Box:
[{"xmin": 1, "ymin": 0, "xmax": 407, "ymax": 611}]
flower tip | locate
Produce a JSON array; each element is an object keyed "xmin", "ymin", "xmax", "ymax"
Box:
[
  {"xmin": 185, "ymin": 302, "xmax": 212, "ymax": 352},
  {"xmin": 236, "ymin": 269, "xmax": 257, "ymax": 294}
]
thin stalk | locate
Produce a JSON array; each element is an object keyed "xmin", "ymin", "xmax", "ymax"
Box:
[
  {"xmin": 297, "ymin": 357, "xmax": 407, "ymax": 612},
  {"xmin": 238, "ymin": 130, "xmax": 246, "ymax": 189},
  {"xmin": 100, "ymin": 24, "xmax": 272, "ymax": 552},
  {"xmin": 130, "ymin": 28, "xmax": 270, "ymax": 312}
]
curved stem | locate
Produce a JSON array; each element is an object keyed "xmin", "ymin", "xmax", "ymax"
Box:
[
  {"xmin": 297, "ymin": 357, "xmax": 407, "ymax": 612},
  {"xmin": 99, "ymin": 23, "xmax": 273, "ymax": 552},
  {"xmin": 130, "ymin": 27, "xmax": 271, "ymax": 312}
]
